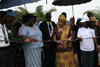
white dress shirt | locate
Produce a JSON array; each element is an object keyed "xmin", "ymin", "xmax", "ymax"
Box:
[
  {"xmin": 0, "ymin": 24, "xmax": 10, "ymax": 47},
  {"xmin": 47, "ymin": 21, "xmax": 53, "ymax": 37}
]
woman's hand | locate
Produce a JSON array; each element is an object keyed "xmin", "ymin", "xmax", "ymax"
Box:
[
  {"xmin": 67, "ymin": 38, "xmax": 72, "ymax": 41},
  {"xmin": 24, "ymin": 38, "xmax": 38, "ymax": 43},
  {"xmin": 24, "ymin": 38, "xmax": 32, "ymax": 43},
  {"xmin": 58, "ymin": 41, "xmax": 64, "ymax": 45}
]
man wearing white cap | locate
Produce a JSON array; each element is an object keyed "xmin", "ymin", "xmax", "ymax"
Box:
[{"xmin": 77, "ymin": 17, "xmax": 98, "ymax": 67}]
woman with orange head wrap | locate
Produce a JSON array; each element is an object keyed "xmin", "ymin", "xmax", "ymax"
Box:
[{"xmin": 53, "ymin": 15, "xmax": 76, "ymax": 67}]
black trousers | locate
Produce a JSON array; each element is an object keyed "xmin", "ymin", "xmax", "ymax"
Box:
[
  {"xmin": 15, "ymin": 44, "xmax": 25, "ymax": 67},
  {"xmin": 0, "ymin": 47, "xmax": 14, "ymax": 67},
  {"xmin": 94, "ymin": 50, "xmax": 98, "ymax": 67},
  {"xmin": 75, "ymin": 41, "xmax": 82, "ymax": 66},
  {"xmin": 43, "ymin": 43, "xmax": 56, "ymax": 67}
]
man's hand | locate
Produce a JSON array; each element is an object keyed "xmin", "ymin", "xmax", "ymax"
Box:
[
  {"xmin": 96, "ymin": 45, "xmax": 98, "ymax": 51},
  {"xmin": 78, "ymin": 37, "xmax": 83, "ymax": 41}
]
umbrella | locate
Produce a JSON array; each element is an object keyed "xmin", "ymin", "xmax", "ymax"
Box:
[
  {"xmin": 0, "ymin": 0, "xmax": 41, "ymax": 9},
  {"xmin": 52, "ymin": 0, "xmax": 92, "ymax": 16}
]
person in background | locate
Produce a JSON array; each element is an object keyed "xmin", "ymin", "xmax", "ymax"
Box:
[
  {"xmin": 14, "ymin": 19, "xmax": 23, "ymax": 34},
  {"xmin": 77, "ymin": 17, "xmax": 98, "ymax": 67},
  {"xmin": 73, "ymin": 18, "xmax": 82, "ymax": 67},
  {"xmin": 6, "ymin": 9, "xmax": 24, "ymax": 67},
  {"xmin": 40, "ymin": 13, "xmax": 56, "ymax": 67},
  {"xmin": 14, "ymin": 19, "xmax": 25, "ymax": 67},
  {"xmin": 87, "ymin": 12, "xmax": 100, "ymax": 27},
  {"xmin": 69, "ymin": 17, "xmax": 76, "ymax": 51},
  {"xmin": 69, "ymin": 17, "xmax": 75, "ymax": 27},
  {"xmin": 53, "ymin": 15, "xmax": 76, "ymax": 67},
  {"xmin": 35, "ymin": 17, "xmax": 41, "ymax": 28},
  {"xmin": 89, "ymin": 16, "xmax": 100, "ymax": 67},
  {"xmin": 87, "ymin": 12, "xmax": 93, "ymax": 18},
  {"xmin": 73, "ymin": 18, "xmax": 82, "ymax": 34},
  {"xmin": 0, "ymin": 11, "xmax": 14, "ymax": 67},
  {"xmin": 19, "ymin": 14, "xmax": 44, "ymax": 67}
]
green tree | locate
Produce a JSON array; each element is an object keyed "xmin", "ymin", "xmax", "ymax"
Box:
[
  {"xmin": 46, "ymin": 7, "xmax": 57, "ymax": 13},
  {"xmin": 34, "ymin": 5, "xmax": 57, "ymax": 21},
  {"xmin": 14, "ymin": 5, "xmax": 57, "ymax": 21},
  {"xmin": 34, "ymin": 5, "xmax": 45, "ymax": 21},
  {"xmin": 83, "ymin": 7, "xmax": 100, "ymax": 22},
  {"xmin": 14, "ymin": 7, "xmax": 29, "ymax": 20}
]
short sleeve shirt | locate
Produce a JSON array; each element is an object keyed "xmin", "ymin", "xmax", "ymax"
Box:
[
  {"xmin": 19, "ymin": 25, "xmax": 44, "ymax": 49},
  {"xmin": 77, "ymin": 27, "xmax": 95, "ymax": 51}
]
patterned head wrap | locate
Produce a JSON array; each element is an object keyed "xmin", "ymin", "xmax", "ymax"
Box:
[{"xmin": 58, "ymin": 15, "xmax": 66, "ymax": 24}]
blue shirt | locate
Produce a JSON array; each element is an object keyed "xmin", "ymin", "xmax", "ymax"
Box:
[
  {"xmin": 19, "ymin": 25, "xmax": 44, "ymax": 49},
  {"xmin": 35, "ymin": 22, "xmax": 40, "ymax": 28}
]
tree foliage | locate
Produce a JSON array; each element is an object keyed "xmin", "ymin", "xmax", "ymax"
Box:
[
  {"xmin": 14, "ymin": 5, "xmax": 57, "ymax": 21},
  {"xmin": 34, "ymin": 5, "xmax": 45, "ymax": 21},
  {"xmin": 46, "ymin": 7, "xmax": 57, "ymax": 13},
  {"xmin": 34, "ymin": 5, "xmax": 57, "ymax": 21},
  {"xmin": 14, "ymin": 7, "xmax": 29, "ymax": 20},
  {"xmin": 83, "ymin": 7, "xmax": 100, "ymax": 22}
]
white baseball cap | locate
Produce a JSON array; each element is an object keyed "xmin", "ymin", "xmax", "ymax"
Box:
[{"xmin": 80, "ymin": 17, "xmax": 89, "ymax": 23}]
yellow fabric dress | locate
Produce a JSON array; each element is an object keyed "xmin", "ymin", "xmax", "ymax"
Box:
[{"xmin": 53, "ymin": 26, "xmax": 76, "ymax": 67}]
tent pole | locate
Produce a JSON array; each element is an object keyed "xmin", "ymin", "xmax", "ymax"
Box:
[
  {"xmin": 71, "ymin": 0, "xmax": 74, "ymax": 17},
  {"xmin": 72, "ymin": 5, "xmax": 74, "ymax": 17},
  {"xmin": 24, "ymin": 4, "xmax": 28, "ymax": 14},
  {"xmin": 46, "ymin": 0, "xmax": 47, "ymax": 4}
]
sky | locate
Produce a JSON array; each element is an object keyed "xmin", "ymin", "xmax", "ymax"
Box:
[{"xmin": 5, "ymin": 0, "xmax": 100, "ymax": 23}]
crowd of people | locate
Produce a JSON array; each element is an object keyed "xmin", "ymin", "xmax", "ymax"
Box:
[{"xmin": 0, "ymin": 9, "xmax": 100, "ymax": 67}]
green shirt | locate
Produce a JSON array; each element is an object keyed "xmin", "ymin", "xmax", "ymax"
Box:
[{"xmin": 6, "ymin": 22, "xmax": 24, "ymax": 44}]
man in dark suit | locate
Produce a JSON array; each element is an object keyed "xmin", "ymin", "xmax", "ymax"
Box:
[{"xmin": 40, "ymin": 13, "xmax": 56, "ymax": 67}]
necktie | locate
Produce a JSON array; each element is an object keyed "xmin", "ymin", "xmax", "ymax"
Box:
[
  {"xmin": 49, "ymin": 22, "xmax": 52, "ymax": 32},
  {"xmin": 1, "ymin": 25, "xmax": 8, "ymax": 43}
]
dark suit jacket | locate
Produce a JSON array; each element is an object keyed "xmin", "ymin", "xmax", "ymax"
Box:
[{"xmin": 40, "ymin": 21, "xmax": 56, "ymax": 41}]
